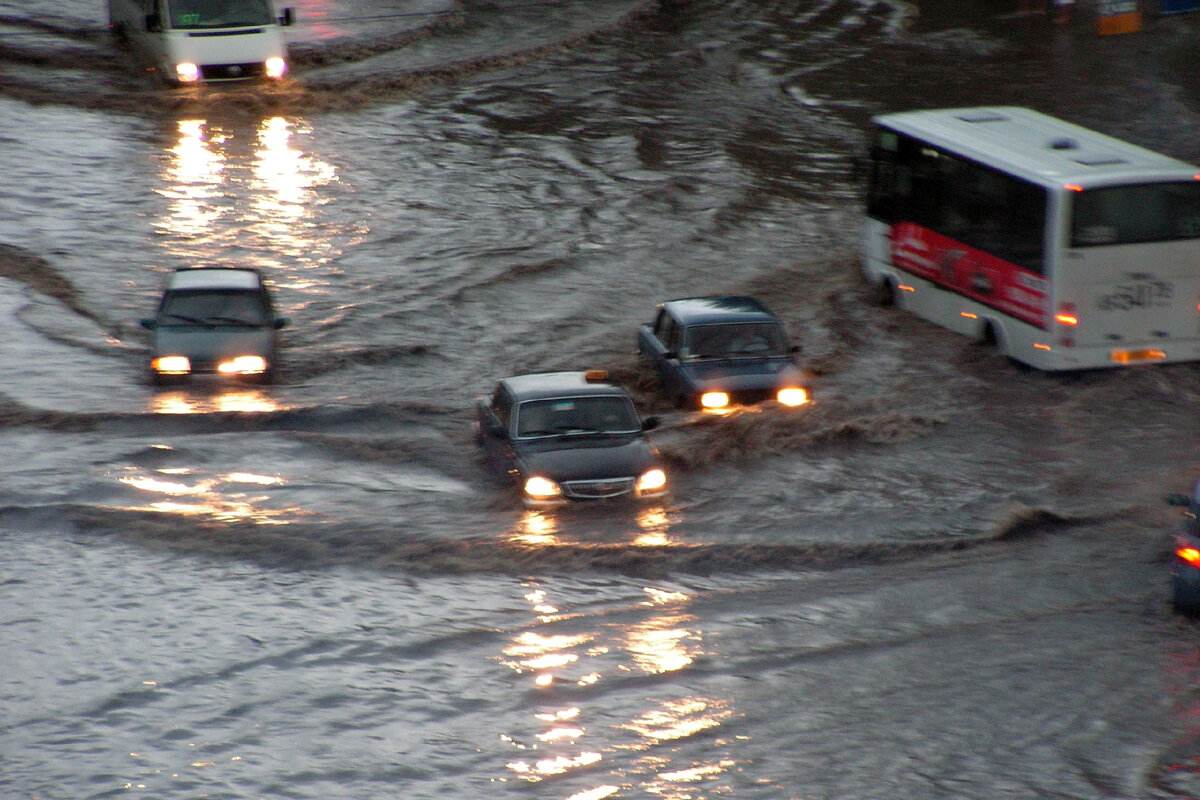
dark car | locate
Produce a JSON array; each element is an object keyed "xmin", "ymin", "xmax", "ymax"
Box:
[
  {"xmin": 141, "ymin": 267, "xmax": 289, "ymax": 385},
  {"xmin": 475, "ymin": 370, "xmax": 668, "ymax": 507},
  {"xmin": 1168, "ymin": 480, "xmax": 1200, "ymax": 613},
  {"xmin": 637, "ymin": 295, "xmax": 811, "ymax": 410}
]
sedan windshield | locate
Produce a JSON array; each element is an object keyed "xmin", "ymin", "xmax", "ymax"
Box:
[
  {"xmin": 516, "ymin": 396, "xmax": 641, "ymax": 438},
  {"xmin": 682, "ymin": 322, "xmax": 788, "ymax": 359},
  {"xmin": 169, "ymin": 0, "xmax": 275, "ymax": 29},
  {"xmin": 160, "ymin": 290, "xmax": 268, "ymax": 327}
]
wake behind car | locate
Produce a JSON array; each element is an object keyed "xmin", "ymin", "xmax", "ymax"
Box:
[
  {"xmin": 141, "ymin": 267, "xmax": 288, "ymax": 385},
  {"xmin": 475, "ymin": 370, "xmax": 668, "ymax": 507},
  {"xmin": 637, "ymin": 295, "xmax": 810, "ymax": 410}
]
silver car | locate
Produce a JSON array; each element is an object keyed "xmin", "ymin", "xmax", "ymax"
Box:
[{"xmin": 141, "ymin": 267, "xmax": 288, "ymax": 385}]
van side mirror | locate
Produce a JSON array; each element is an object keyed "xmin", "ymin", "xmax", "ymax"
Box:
[
  {"xmin": 140, "ymin": 318, "xmax": 157, "ymax": 330},
  {"xmin": 1167, "ymin": 493, "xmax": 1193, "ymax": 507},
  {"xmin": 145, "ymin": 13, "xmax": 162, "ymax": 32},
  {"xmin": 642, "ymin": 416, "xmax": 660, "ymax": 431},
  {"xmin": 274, "ymin": 317, "xmax": 290, "ymax": 329},
  {"xmin": 279, "ymin": 7, "xmax": 295, "ymax": 25},
  {"xmin": 489, "ymin": 423, "xmax": 508, "ymax": 439}
]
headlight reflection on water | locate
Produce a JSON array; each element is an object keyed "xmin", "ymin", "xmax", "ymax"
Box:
[
  {"xmin": 147, "ymin": 389, "xmax": 282, "ymax": 415},
  {"xmin": 116, "ymin": 452, "xmax": 290, "ymax": 524},
  {"xmin": 154, "ymin": 115, "xmax": 343, "ymax": 293},
  {"xmin": 499, "ymin": 579, "xmax": 734, "ymax": 793}
]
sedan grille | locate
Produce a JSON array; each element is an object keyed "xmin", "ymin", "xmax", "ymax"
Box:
[{"xmin": 562, "ymin": 477, "xmax": 635, "ymax": 499}]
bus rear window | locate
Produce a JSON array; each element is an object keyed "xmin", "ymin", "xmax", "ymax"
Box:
[{"xmin": 1071, "ymin": 181, "xmax": 1200, "ymax": 247}]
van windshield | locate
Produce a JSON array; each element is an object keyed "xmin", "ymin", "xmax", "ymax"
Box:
[{"xmin": 169, "ymin": 0, "xmax": 275, "ymax": 29}]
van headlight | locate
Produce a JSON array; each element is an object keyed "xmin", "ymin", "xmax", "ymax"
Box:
[
  {"xmin": 700, "ymin": 391, "xmax": 729, "ymax": 409},
  {"xmin": 175, "ymin": 62, "xmax": 201, "ymax": 83},
  {"xmin": 265, "ymin": 57, "xmax": 287, "ymax": 80}
]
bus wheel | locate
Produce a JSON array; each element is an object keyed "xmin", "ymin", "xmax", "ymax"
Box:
[
  {"xmin": 870, "ymin": 278, "xmax": 896, "ymax": 307},
  {"xmin": 980, "ymin": 321, "xmax": 998, "ymax": 348}
]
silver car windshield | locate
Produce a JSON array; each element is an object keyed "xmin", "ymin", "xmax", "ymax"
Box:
[
  {"xmin": 168, "ymin": 0, "xmax": 275, "ymax": 29},
  {"xmin": 516, "ymin": 396, "xmax": 641, "ymax": 438},
  {"xmin": 682, "ymin": 322, "xmax": 788, "ymax": 360},
  {"xmin": 160, "ymin": 290, "xmax": 268, "ymax": 327}
]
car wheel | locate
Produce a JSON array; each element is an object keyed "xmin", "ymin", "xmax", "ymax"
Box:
[{"xmin": 1173, "ymin": 574, "xmax": 1200, "ymax": 615}]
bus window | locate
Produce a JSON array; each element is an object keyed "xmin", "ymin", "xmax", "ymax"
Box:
[{"xmin": 1071, "ymin": 181, "xmax": 1200, "ymax": 247}]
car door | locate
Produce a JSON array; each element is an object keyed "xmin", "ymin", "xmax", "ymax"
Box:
[
  {"xmin": 477, "ymin": 386, "xmax": 517, "ymax": 479},
  {"xmin": 640, "ymin": 309, "xmax": 684, "ymax": 397}
]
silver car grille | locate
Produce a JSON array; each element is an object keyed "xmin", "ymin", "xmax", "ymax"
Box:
[{"xmin": 562, "ymin": 477, "xmax": 635, "ymax": 499}]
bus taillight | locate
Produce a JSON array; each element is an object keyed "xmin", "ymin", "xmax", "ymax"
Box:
[
  {"xmin": 1179, "ymin": 546, "xmax": 1200, "ymax": 566},
  {"xmin": 1054, "ymin": 304, "xmax": 1078, "ymax": 326}
]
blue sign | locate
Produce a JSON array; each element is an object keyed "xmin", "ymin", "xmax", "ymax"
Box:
[{"xmin": 1160, "ymin": 0, "xmax": 1200, "ymax": 11}]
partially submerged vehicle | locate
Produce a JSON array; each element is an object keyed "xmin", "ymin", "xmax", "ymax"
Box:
[
  {"xmin": 637, "ymin": 296, "xmax": 811, "ymax": 411},
  {"xmin": 141, "ymin": 267, "xmax": 289, "ymax": 384},
  {"xmin": 108, "ymin": 0, "xmax": 295, "ymax": 85},
  {"xmin": 475, "ymin": 370, "xmax": 668, "ymax": 507}
]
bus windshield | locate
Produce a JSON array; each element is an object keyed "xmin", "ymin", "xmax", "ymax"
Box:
[
  {"xmin": 169, "ymin": 0, "xmax": 275, "ymax": 29},
  {"xmin": 1071, "ymin": 181, "xmax": 1200, "ymax": 247}
]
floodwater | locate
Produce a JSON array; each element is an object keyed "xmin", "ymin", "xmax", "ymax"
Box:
[{"xmin": 4, "ymin": 1, "xmax": 1200, "ymax": 797}]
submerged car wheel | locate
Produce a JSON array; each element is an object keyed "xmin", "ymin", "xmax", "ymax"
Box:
[{"xmin": 1173, "ymin": 570, "xmax": 1200, "ymax": 615}]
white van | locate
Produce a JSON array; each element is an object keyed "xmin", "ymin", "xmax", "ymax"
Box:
[{"xmin": 108, "ymin": 0, "xmax": 295, "ymax": 86}]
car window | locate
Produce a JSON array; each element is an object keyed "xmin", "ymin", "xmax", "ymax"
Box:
[
  {"xmin": 490, "ymin": 386, "xmax": 512, "ymax": 426},
  {"xmin": 516, "ymin": 395, "xmax": 640, "ymax": 437},
  {"xmin": 682, "ymin": 323, "xmax": 788, "ymax": 359},
  {"xmin": 161, "ymin": 290, "xmax": 268, "ymax": 326},
  {"xmin": 653, "ymin": 312, "xmax": 681, "ymax": 352}
]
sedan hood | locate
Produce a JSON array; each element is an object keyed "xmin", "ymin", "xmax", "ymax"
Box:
[
  {"xmin": 679, "ymin": 357, "xmax": 805, "ymax": 392},
  {"xmin": 152, "ymin": 326, "xmax": 276, "ymax": 362},
  {"xmin": 516, "ymin": 435, "xmax": 660, "ymax": 482}
]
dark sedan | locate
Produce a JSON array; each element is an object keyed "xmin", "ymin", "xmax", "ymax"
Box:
[
  {"xmin": 141, "ymin": 267, "xmax": 289, "ymax": 385},
  {"xmin": 637, "ymin": 295, "xmax": 810, "ymax": 410},
  {"xmin": 475, "ymin": 370, "xmax": 668, "ymax": 507}
]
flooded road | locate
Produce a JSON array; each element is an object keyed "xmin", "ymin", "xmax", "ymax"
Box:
[{"xmin": 4, "ymin": 1, "xmax": 1200, "ymax": 797}]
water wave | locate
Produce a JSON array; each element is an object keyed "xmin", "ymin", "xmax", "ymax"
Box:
[{"xmin": 5, "ymin": 497, "xmax": 1125, "ymax": 577}]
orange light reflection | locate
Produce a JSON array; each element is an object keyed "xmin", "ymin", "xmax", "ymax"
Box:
[
  {"xmin": 116, "ymin": 464, "xmax": 292, "ymax": 524},
  {"xmin": 500, "ymin": 580, "xmax": 732, "ymax": 791},
  {"xmin": 620, "ymin": 697, "xmax": 734, "ymax": 744},
  {"xmin": 153, "ymin": 115, "xmax": 344, "ymax": 297},
  {"xmin": 148, "ymin": 389, "xmax": 281, "ymax": 415}
]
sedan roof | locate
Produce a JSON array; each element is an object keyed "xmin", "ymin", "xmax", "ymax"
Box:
[
  {"xmin": 501, "ymin": 371, "xmax": 631, "ymax": 402},
  {"xmin": 167, "ymin": 268, "xmax": 263, "ymax": 292},
  {"xmin": 660, "ymin": 296, "xmax": 780, "ymax": 326}
]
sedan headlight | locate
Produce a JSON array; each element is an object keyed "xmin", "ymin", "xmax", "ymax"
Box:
[
  {"xmin": 152, "ymin": 355, "xmax": 191, "ymax": 375},
  {"xmin": 524, "ymin": 476, "xmax": 562, "ymax": 501},
  {"xmin": 777, "ymin": 387, "xmax": 809, "ymax": 406},
  {"xmin": 700, "ymin": 391, "xmax": 729, "ymax": 409},
  {"xmin": 635, "ymin": 468, "xmax": 667, "ymax": 495},
  {"xmin": 218, "ymin": 355, "xmax": 268, "ymax": 375}
]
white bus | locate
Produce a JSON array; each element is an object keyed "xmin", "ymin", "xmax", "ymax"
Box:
[
  {"xmin": 109, "ymin": 0, "xmax": 294, "ymax": 86},
  {"xmin": 862, "ymin": 106, "xmax": 1200, "ymax": 370}
]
